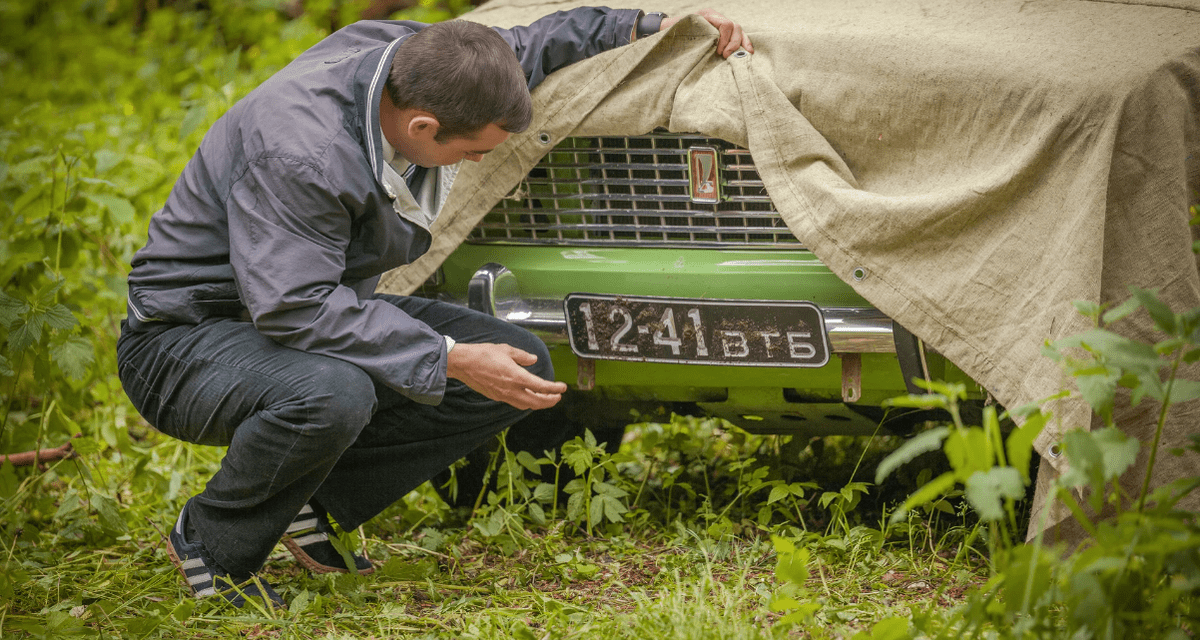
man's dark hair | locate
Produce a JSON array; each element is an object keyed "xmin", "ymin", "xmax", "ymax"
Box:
[{"xmin": 387, "ymin": 20, "xmax": 532, "ymax": 142}]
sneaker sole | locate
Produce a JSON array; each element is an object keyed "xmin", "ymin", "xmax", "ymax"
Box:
[{"xmin": 281, "ymin": 534, "xmax": 375, "ymax": 575}]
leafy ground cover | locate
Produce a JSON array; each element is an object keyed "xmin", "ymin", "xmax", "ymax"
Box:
[
  {"xmin": 2, "ymin": 1, "xmax": 1198, "ymax": 638},
  {"xmin": 2, "ymin": 415, "xmax": 986, "ymax": 639}
]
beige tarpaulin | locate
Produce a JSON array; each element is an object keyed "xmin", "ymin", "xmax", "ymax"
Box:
[{"xmin": 379, "ymin": 0, "xmax": 1200, "ymax": 540}]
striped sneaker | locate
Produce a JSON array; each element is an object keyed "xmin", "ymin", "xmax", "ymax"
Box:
[
  {"xmin": 281, "ymin": 503, "xmax": 374, "ymax": 575},
  {"xmin": 166, "ymin": 499, "xmax": 284, "ymax": 608}
]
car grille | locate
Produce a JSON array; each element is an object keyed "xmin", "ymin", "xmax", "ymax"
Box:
[{"xmin": 466, "ymin": 133, "xmax": 804, "ymax": 249}]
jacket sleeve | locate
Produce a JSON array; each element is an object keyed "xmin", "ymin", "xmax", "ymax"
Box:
[
  {"xmin": 226, "ymin": 157, "xmax": 448, "ymax": 404},
  {"xmin": 494, "ymin": 7, "xmax": 644, "ymax": 91}
]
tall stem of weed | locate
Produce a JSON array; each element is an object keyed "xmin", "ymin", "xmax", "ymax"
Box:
[
  {"xmin": 1137, "ymin": 350, "xmax": 1181, "ymax": 512},
  {"xmin": 552, "ymin": 458, "xmax": 562, "ymax": 520},
  {"xmin": 1, "ymin": 352, "xmax": 26, "ymax": 443}
]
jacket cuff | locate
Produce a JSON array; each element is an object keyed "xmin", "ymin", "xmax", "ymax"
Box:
[
  {"xmin": 634, "ymin": 11, "xmax": 668, "ymax": 41},
  {"xmin": 611, "ymin": 8, "xmax": 644, "ymax": 47}
]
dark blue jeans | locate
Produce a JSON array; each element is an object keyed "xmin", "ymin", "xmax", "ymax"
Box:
[{"xmin": 116, "ymin": 294, "xmax": 553, "ymax": 575}]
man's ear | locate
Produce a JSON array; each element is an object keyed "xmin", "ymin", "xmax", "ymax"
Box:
[{"xmin": 407, "ymin": 113, "xmax": 440, "ymax": 142}]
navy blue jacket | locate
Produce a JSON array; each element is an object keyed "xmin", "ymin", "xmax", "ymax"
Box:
[{"xmin": 126, "ymin": 8, "xmax": 642, "ymax": 404}]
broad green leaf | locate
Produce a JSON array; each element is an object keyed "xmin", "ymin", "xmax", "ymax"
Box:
[
  {"xmin": 0, "ymin": 354, "xmax": 12, "ymax": 377},
  {"xmin": 121, "ymin": 155, "xmax": 166, "ymax": 197},
  {"xmin": 1101, "ymin": 297, "xmax": 1141, "ymax": 325},
  {"xmin": 87, "ymin": 193, "xmax": 136, "ymax": 225},
  {"xmin": 515, "ymin": 450, "xmax": 540, "ymax": 474},
  {"xmin": 566, "ymin": 491, "xmax": 584, "ymax": 523},
  {"xmin": 42, "ymin": 303, "xmax": 77, "ymax": 331},
  {"xmin": 179, "ymin": 104, "xmax": 208, "ymax": 141},
  {"xmin": 945, "ymin": 427, "xmax": 991, "ymax": 477},
  {"xmin": 768, "ymin": 484, "xmax": 790, "ymax": 504},
  {"xmin": 533, "ymin": 482, "xmax": 556, "ymax": 503},
  {"xmin": 890, "ymin": 471, "xmax": 957, "ymax": 524},
  {"xmin": 1059, "ymin": 430, "xmax": 1109, "ymax": 510},
  {"xmin": 1073, "ymin": 300, "xmax": 1102, "ymax": 321},
  {"xmin": 771, "ymin": 534, "xmax": 796, "ymax": 555},
  {"xmin": 592, "ymin": 480, "xmax": 627, "ymax": 498},
  {"xmin": 0, "ymin": 290, "xmax": 25, "ymax": 326},
  {"xmin": 1007, "ymin": 411, "xmax": 1047, "ymax": 483},
  {"xmin": 1056, "ymin": 328, "xmax": 1161, "ymax": 371},
  {"xmin": 865, "ymin": 616, "xmax": 910, "ymax": 640},
  {"xmin": 51, "ymin": 336, "xmax": 94, "ymax": 381},
  {"xmin": 876, "ymin": 426, "xmax": 949, "ymax": 483},
  {"xmin": 1074, "ymin": 367, "xmax": 1119, "ymax": 420},
  {"xmin": 35, "ymin": 279, "xmax": 64, "ymax": 307},
  {"xmin": 7, "ymin": 316, "xmax": 43, "ymax": 353},
  {"xmin": 91, "ymin": 493, "xmax": 127, "ymax": 533},
  {"xmin": 54, "ymin": 491, "xmax": 82, "ymax": 519},
  {"xmin": 1155, "ymin": 336, "xmax": 1186, "ymax": 355},
  {"xmin": 12, "ymin": 182, "xmax": 48, "ymax": 216},
  {"xmin": 589, "ymin": 492, "xmax": 604, "ymax": 526},
  {"xmin": 93, "ymin": 149, "xmax": 124, "ymax": 174},
  {"xmin": 600, "ymin": 495, "xmax": 626, "ymax": 523},
  {"xmin": 527, "ymin": 501, "xmax": 545, "ymax": 525},
  {"xmin": 779, "ymin": 602, "xmax": 822, "ymax": 624},
  {"xmin": 964, "ymin": 467, "xmax": 1024, "ymax": 521},
  {"xmin": 1092, "ymin": 426, "xmax": 1139, "ymax": 481},
  {"xmin": 1131, "ymin": 287, "xmax": 1177, "ymax": 335},
  {"xmin": 775, "ymin": 544, "xmax": 810, "ymax": 585},
  {"xmin": 1166, "ymin": 379, "xmax": 1200, "ymax": 404},
  {"xmin": 769, "ymin": 596, "xmax": 801, "ymax": 612},
  {"xmin": 170, "ymin": 599, "xmax": 196, "ymax": 622}
]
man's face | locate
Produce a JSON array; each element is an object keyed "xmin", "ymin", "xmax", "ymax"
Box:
[{"xmin": 407, "ymin": 123, "xmax": 511, "ymax": 168}]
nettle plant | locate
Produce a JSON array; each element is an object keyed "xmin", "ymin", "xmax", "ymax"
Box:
[{"xmin": 880, "ymin": 269, "xmax": 1200, "ymax": 637}]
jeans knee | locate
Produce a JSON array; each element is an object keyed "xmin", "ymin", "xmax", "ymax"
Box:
[{"xmin": 297, "ymin": 361, "xmax": 375, "ymax": 449}]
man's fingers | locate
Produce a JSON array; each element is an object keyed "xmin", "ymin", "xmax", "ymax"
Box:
[
  {"xmin": 725, "ymin": 24, "xmax": 743, "ymax": 58},
  {"xmin": 692, "ymin": 9, "xmax": 752, "ymax": 58},
  {"xmin": 518, "ymin": 389, "xmax": 563, "ymax": 411},
  {"xmin": 516, "ymin": 369, "xmax": 568, "ymax": 395},
  {"xmin": 505, "ymin": 346, "xmax": 539, "ymax": 366}
]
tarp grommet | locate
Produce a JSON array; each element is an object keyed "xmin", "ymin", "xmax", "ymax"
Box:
[
  {"xmin": 851, "ymin": 267, "xmax": 868, "ymax": 281},
  {"xmin": 732, "ymin": 49, "xmax": 749, "ymax": 58},
  {"xmin": 537, "ymin": 132, "xmax": 552, "ymax": 145}
]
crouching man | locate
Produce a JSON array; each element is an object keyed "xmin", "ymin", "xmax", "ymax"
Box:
[{"xmin": 117, "ymin": 6, "xmax": 751, "ymax": 606}]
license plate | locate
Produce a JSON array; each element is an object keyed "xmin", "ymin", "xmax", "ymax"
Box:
[{"xmin": 564, "ymin": 294, "xmax": 830, "ymax": 367}]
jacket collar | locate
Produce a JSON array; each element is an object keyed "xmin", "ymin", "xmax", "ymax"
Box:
[{"xmin": 359, "ymin": 32, "xmax": 415, "ymax": 186}]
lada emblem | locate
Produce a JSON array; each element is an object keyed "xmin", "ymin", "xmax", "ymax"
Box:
[{"xmin": 687, "ymin": 146, "xmax": 720, "ymax": 204}]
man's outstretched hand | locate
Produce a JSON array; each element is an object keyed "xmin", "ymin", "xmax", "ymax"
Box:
[
  {"xmin": 661, "ymin": 8, "xmax": 754, "ymax": 59},
  {"xmin": 446, "ymin": 343, "xmax": 568, "ymax": 410}
]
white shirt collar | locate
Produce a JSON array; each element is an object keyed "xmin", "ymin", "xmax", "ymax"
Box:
[{"xmin": 379, "ymin": 127, "xmax": 411, "ymax": 175}]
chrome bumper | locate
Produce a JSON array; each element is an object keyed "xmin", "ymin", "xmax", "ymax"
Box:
[{"xmin": 465, "ymin": 263, "xmax": 898, "ymax": 354}]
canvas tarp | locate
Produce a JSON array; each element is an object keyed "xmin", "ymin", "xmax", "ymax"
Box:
[{"xmin": 377, "ymin": 0, "xmax": 1200, "ymax": 539}]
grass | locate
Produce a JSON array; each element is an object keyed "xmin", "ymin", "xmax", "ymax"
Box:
[{"xmin": 0, "ymin": 415, "xmax": 989, "ymax": 639}]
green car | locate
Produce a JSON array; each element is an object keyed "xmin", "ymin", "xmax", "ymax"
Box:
[{"xmin": 414, "ymin": 132, "xmax": 984, "ymax": 437}]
